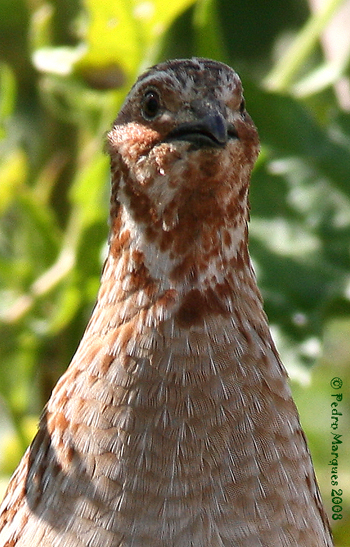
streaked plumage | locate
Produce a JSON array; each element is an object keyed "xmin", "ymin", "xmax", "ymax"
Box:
[{"xmin": 0, "ymin": 58, "xmax": 333, "ymax": 547}]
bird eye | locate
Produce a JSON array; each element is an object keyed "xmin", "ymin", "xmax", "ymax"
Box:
[{"xmin": 142, "ymin": 90, "xmax": 161, "ymax": 120}]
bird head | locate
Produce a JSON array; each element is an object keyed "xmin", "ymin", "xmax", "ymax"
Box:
[{"xmin": 107, "ymin": 58, "xmax": 260, "ymax": 285}]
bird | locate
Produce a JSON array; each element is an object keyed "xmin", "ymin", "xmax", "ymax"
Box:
[{"xmin": 0, "ymin": 57, "xmax": 333, "ymax": 547}]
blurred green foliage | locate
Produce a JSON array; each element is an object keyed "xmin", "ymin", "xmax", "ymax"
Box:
[{"xmin": 0, "ymin": 0, "xmax": 350, "ymax": 544}]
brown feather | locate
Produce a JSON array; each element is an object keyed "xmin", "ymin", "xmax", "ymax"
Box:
[{"xmin": 0, "ymin": 58, "xmax": 333, "ymax": 547}]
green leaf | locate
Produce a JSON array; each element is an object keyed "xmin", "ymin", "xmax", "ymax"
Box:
[
  {"xmin": 81, "ymin": 0, "xmax": 140, "ymax": 75},
  {"xmin": 0, "ymin": 149, "xmax": 27, "ymax": 213},
  {"xmin": 0, "ymin": 63, "xmax": 16, "ymax": 122},
  {"xmin": 80, "ymin": 0, "xmax": 197, "ymax": 77},
  {"xmin": 45, "ymin": 282, "xmax": 82, "ymax": 334},
  {"xmin": 245, "ymin": 82, "xmax": 350, "ymax": 197},
  {"xmin": 193, "ymin": 0, "xmax": 228, "ymax": 61},
  {"xmin": 69, "ymin": 151, "xmax": 109, "ymax": 230}
]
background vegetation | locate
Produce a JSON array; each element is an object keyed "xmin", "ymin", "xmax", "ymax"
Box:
[{"xmin": 0, "ymin": 0, "xmax": 350, "ymax": 544}]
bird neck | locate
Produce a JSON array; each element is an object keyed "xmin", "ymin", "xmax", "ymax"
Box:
[
  {"xmin": 84, "ymin": 200, "xmax": 265, "ymax": 348},
  {"xmin": 108, "ymin": 194, "xmax": 252, "ymax": 288}
]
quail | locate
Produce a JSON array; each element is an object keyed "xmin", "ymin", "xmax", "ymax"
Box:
[{"xmin": 0, "ymin": 58, "xmax": 333, "ymax": 547}]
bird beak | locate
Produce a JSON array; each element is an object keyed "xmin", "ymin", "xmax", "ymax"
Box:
[{"xmin": 165, "ymin": 112, "xmax": 239, "ymax": 149}]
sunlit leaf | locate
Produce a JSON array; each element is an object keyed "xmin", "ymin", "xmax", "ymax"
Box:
[
  {"xmin": 80, "ymin": 0, "xmax": 142, "ymax": 76},
  {"xmin": 80, "ymin": 0, "xmax": 196, "ymax": 77},
  {"xmin": 0, "ymin": 150, "xmax": 27, "ymax": 213},
  {"xmin": 33, "ymin": 45, "xmax": 87, "ymax": 76}
]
